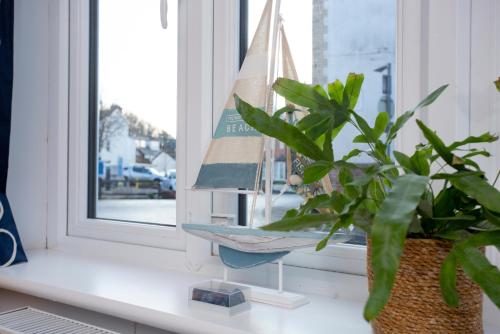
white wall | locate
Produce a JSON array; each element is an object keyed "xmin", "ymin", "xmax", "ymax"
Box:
[{"xmin": 8, "ymin": 0, "xmax": 50, "ymax": 250}]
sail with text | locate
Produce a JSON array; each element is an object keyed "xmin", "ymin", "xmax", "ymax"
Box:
[{"xmin": 192, "ymin": 0, "xmax": 272, "ymax": 193}]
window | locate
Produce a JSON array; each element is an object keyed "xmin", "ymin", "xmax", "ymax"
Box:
[
  {"xmin": 241, "ymin": 1, "xmax": 396, "ymax": 241},
  {"xmin": 66, "ymin": 0, "xmax": 207, "ymax": 250},
  {"xmin": 89, "ymin": 0, "xmax": 178, "ymax": 226},
  {"xmin": 65, "ymin": 0, "xmax": 396, "ymax": 268}
]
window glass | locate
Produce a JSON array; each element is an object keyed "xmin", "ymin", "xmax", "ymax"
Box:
[
  {"xmin": 244, "ymin": 0, "xmax": 396, "ymax": 237},
  {"xmin": 89, "ymin": 0, "xmax": 178, "ymax": 226}
]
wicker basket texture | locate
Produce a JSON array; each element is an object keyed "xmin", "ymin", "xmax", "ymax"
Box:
[{"xmin": 367, "ymin": 238, "xmax": 483, "ymax": 334}]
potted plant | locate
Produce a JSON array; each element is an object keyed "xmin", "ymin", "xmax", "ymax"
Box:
[{"xmin": 234, "ymin": 74, "xmax": 500, "ymax": 333}]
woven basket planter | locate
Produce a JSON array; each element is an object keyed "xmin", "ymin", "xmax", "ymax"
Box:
[{"xmin": 367, "ymin": 238, "xmax": 483, "ymax": 334}]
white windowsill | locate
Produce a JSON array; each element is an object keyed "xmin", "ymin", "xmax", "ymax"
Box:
[
  {"xmin": 0, "ymin": 249, "xmax": 370, "ymax": 334},
  {"xmin": 0, "ymin": 250, "xmax": 498, "ymax": 334}
]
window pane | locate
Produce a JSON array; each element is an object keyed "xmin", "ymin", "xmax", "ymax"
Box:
[
  {"xmin": 245, "ymin": 0, "xmax": 396, "ymax": 239},
  {"xmin": 90, "ymin": 0, "xmax": 178, "ymax": 226}
]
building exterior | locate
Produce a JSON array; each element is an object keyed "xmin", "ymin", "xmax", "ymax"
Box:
[
  {"xmin": 98, "ymin": 109, "xmax": 176, "ymax": 178},
  {"xmin": 99, "ymin": 110, "xmax": 136, "ymax": 168},
  {"xmin": 312, "ymin": 0, "xmax": 396, "ymax": 162},
  {"xmin": 135, "ymin": 137, "xmax": 160, "ymax": 151},
  {"xmin": 312, "ymin": 0, "xmax": 329, "ymax": 87},
  {"xmin": 151, "ymin": 152, "xmax": 176, "ymax": 174}
]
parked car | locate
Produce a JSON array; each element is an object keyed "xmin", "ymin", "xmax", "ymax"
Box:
[
  {"xmin": 123, "ymin": 165, "xmax": 165, "ymax": 182},
  {"xmin": 166, "ymin": 169, "xmax": 176, "ymax": 191},
  {"xmin": 159, "ymin": 169, "xmax": 176, "ymax": 199}
]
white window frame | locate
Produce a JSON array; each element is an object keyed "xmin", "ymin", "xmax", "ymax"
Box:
[{"xmin": 64, "ymin": 0, "xmax": 214, "ymax": 251}]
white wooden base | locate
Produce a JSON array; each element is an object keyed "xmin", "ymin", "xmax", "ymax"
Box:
[{"xmin": 212, "ymin": 279, "xmax": 309, "ymax": 309}]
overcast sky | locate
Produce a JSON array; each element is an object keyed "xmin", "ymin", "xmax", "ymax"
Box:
[
  {"xmin": 99, "ymin": 0, "xmax": 178, "ymax": 137},
  {"xmin": 98, "ymin": 0, "xmax": 312, "ymax": 138}
]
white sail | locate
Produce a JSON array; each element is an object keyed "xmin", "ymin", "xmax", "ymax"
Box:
[{"xmin": 193, "ymin": 0, "xmax": 273, "ymax": 192}]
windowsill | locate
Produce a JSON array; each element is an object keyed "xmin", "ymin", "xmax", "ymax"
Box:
[
  {"xmin": 0, "ymin": 249, "xmax": 371, "ymax": 334},
  {"xmin": 0, "ymin": 250, "xmax": 498, "ymax": 334}
]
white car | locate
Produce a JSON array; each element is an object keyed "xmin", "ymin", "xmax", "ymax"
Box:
[
  {"xmin": 165, "ymin": 169, "xmax": 176, "ymax": 191},
  {"xmin": 123, "ymin": 165, "xmax": 165, "ymax": 182}
]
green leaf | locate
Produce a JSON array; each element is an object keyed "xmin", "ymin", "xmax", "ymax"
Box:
[
  {"xmin": 449, "ymin": 174, "xmax": 500, "ymax": 213},
  {"xmin": 387, "ymin": 111, "xmax": 414, "ymax": 142},
  {"xmin": 330, "ymin": 122, "xmax": 346, "ymax": 141},
  {"xmin": 485, "ymin": 209, "xmax": 500, "ymax": 228},
  {"xmin": 297, "ymin": 194, "xmax": 332, "ymax": 215},
  {"xmin": 416, "ymin": 119, "xmax": 465, "ymax": 170},
  {"xmin": 347, "ymin": 164, "xmax": 398, "ymax": 188},
  {"xmin": 495, "ymin": 78, "xmax": 500, "ymax": 92},
  {"xmin": 352, "ymin": 111, "xmax": 376, "ymax": 143},
  {"xmin": 374, "ymin": 142, "xmax": 390, "ymax": 164},
  {"xmin": 462, "ymin": 150, "xmax": 491, "ymax": 159},
  {"xmin": 352, "ymin": 209, "xmax": 374, "ymax": 232},
  {"xmin": 364, "ymin": 174, "xmax": 429, "ymax": 320},
  {"xmin": 261, "ymin": 213, "xmax": 338, "ymax": 231},
  {"xmin": 323, "ymin": 130, "xmax": 333, "ymax": 161},
  {"xmin": 434, "ymin": 230, "xmax": 472, "ymax": 241},
  {"xmin": 410, "ymin": 150, "xmax": 430, "ymax": 176},
  {"xmin": 373, "ymin": 112, "xmax": 390, "ymax": 139},
  {"xmin": 448, "ymin": 133, "xmax": 498, "ymax": 151},
  {"xmin": 414, "ymin": 84, "xmax": 449, "ymax": 110},
  {"xmin": 235, "ymin": 95, "xmax": 329, "ymax": 161},
  {"xmin": 454, "ymin": 246, "xmax": 500, "ymax": 309},
  {"xmin": 273, "ymin": 78, "xmax": 331, "ymax": 110},
  {"xmin": 304, "ymin": 161, "xmax": 333, "ymax": 184},
  {"xmin": 393, "ymin": 151, "xmax": 413, "ymax": 171},
  {"xmin": 296, "ymin": 112, "xmax": 329, "ymax": 131},
  {"xmin": 316, "ymin": 218, "xmax": 352, "ymax": 251},
  {"xmin": 283, "ymin": 209, "xmax": 298, "ymax": 219},
  {"xmin": 315, "ymin": 236, "xmax": 330, "ymax": 251},
  {"xmin": 273, "ymin": 105, "xmax": 296, "ymax": 118},
  {"xmin": 353, "ymin": 134, "xmax": 368, "ymax": 143},
  {"xmin": 330, "ymin": 191, "xmax": 350, "ymax": 213},
  {"xmin": 327, "ymin": 80, "xmax": 344, "ymax": 104},
  {"xmin": 417, "ymin": 198, "xmax": 433, "ymax": 219},
  {"xmin": 440, "ymin": 253, "xmax": 459, "ymax": 307},
  {"xmin": 432, "ymin": 215, "xmax": 476, "ymax": 222},
  {"xmin": 460, "ymin": 230, "xmax": 500, "ymax": 248},
  {"xmin": 368, "ymin": 179, "xmax": 385, "ymax": 203},
  {"xmin": 305, "ymin": 117, "xmax": 332, "ymax": 141},
  {"xmin": 338, "ymin": 167, "xmax": 353, "ymax": 189},
  {"xmin": 343, "ymin": 73, "xmax": 364, "ymax": 109},
  {"xmin": 434, "ymin": 187, "xmax": 458, "ymax": 218},
  {"xmin": 294, "ymin": 195, "xmax": 331, "ymax": 216},
  {"xmin": 431, "ymin": 171, "xmax": 484, "ymax": 180},
  {"xmin": 342, "ymin": 149, "xmax": 363, "ymax": 161}
]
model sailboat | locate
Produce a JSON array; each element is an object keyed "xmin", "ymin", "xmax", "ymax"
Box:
[{"xmin": 184, "ymin": 0, "xmax": 351, "ymax": 273}]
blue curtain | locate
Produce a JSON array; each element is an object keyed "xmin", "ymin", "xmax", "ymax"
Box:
[{"xmin": 0, "ymin": 0, "xmax": 27, "ymax": 267}]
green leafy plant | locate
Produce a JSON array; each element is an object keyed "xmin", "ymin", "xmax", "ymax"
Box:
[{"xmin": 235, "ymin": 74, "xmax": 500, "ymax": 321}]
